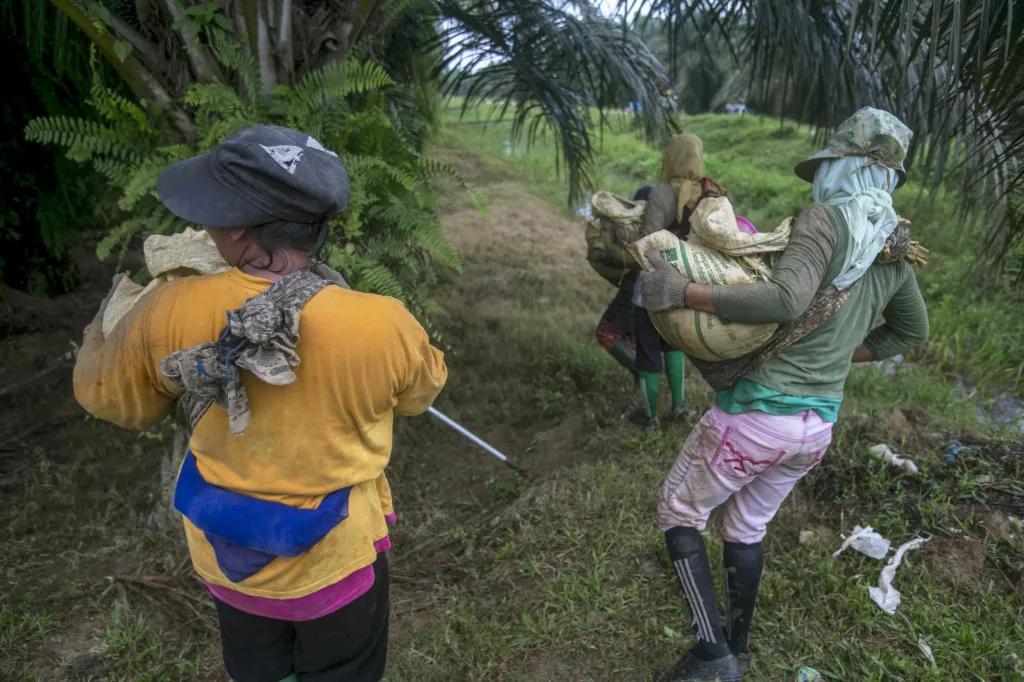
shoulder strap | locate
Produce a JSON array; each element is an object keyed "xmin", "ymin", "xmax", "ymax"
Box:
[
  {"xmin": 689, "ymin": 281, "xmax": 859, "ymax": 393},
  {"xmin": 161, "ymin": 270, "xmax": 339, "ymax": 435}
]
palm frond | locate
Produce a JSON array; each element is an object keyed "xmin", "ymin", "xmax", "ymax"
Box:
[
  {"xmin": 626, "ymin": 0, "xmax": 1024, "ymax": 282},
  {"xmin": 433, "ymin": 0, "xmax": 674, "ymax": 206}
]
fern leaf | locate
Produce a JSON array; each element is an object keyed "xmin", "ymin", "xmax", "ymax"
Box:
[
  {"xmin": 359, "ymin": 263, "xmax": 406, "ymax": 301},
  {"xmin": 184, "ymin": 83, "xmax": 243, "ymax": 112},
  {"xmin": 414, "ymin": 224, "xmax": 461, "ymax": 272},
  {"xmin": 96, "ymin": 217, "xmax": 149, "ymax": 261},
  {"xmin": 415, "ymin": 155, "xmax": 468, "ymax": 188},
  {"xmin": 24, "ymin": 116, "xmax": 139, "ymax": 162},
  {"xmin": 117, "ymin": 157, "xmax": 166, "ymax": 211},
  {"xmin": 292, "ymin": 60, "xmax": 394, "ymax": 115},
  {"xmin": 343, "ymin": 154, "xmax": 417, "ymax": 191}
]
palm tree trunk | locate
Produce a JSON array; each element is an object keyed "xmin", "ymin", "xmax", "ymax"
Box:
[
  {"xmin": 256, "ymin": 0, "xmax": 277, "ymax": 91},
  {"xmin": 277, "ymin": 0, "xmax": 294, "ymax": 85},
  {"xmin": 163, "ymin": 0, "xmax": 226, "ymax": 83},
  {"xmin": 48, "ymin": 0, "xmax": 196, "ymax": 142}
]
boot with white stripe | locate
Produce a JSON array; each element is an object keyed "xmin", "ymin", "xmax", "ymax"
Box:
[{"xmin": 657, "ymin": 527, "xmax": 742, "ymax": 682}]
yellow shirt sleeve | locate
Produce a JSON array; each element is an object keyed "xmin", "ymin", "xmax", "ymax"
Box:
[
  {"xmin": 73, "ymin": 289, "xmax": 178, "ymax": 430},
  {"xmin": 392, "ymin": 301, "xmax": 448, "ymax": 416}
]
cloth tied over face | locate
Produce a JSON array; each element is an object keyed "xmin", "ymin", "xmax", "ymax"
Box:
[{"xmin": 812, "ymin": 156, "xmax": 900, "ymax": 290}]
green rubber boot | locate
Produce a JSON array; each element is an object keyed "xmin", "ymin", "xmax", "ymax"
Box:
[
  {"xmin": 629, "ymin": 371, "xmax": 661, "ymax": 428},
  {"xmin": 664, "ymin": 351, "xmax": 687, "ymax": 424},
  {"xmin": 608, "ymin": 340, "xmax": 638, "ymax": 376}
]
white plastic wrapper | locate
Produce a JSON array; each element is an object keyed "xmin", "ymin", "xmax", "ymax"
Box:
[
  {"xmin": 870, "ymin": 444, "xmax": 920, "ymax": 476},
  {"xmin": 833, "ymin": 525, "xmax": 891, "ymax": 560},
  {"xmin": 868, "ymin": 536, "xmax": 931, "ymax": 614}
]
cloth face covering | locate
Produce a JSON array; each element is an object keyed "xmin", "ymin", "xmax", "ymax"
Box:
[{"xmin": 812, "ymin": 156, "xmax": 899, "ymax": 290}]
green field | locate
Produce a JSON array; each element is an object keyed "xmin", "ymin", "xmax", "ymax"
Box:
[{"xmin": 1, "ymin": 111, "xmax": 1022, "ymax": 681}]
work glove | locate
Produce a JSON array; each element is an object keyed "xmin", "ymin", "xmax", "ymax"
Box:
[{"xmin": 637, "ymin": 250, "xmax": 689, "ymax": 312}]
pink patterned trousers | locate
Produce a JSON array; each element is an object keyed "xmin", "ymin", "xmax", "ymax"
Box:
[{"xmin": 657, "ymin": 406, "xmax": 833, "ymax": 544}]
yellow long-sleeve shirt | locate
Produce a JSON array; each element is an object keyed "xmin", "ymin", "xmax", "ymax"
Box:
[{"xmin": 74, "ymin": 268, "xmax": 447, "ymax": 598}]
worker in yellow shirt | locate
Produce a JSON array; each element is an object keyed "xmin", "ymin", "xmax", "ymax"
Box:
[{"xmin": 74, "ymin": 125, "xmax": 447, "ymax": 682}]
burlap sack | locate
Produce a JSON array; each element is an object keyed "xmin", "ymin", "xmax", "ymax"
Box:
[
  {"xmin": 628, "ymin": 196, "xmax": 795, "ymax": 361},
  {"xmin": 101, "ymin": 227, "xmax": 349, "ymax": 337},
  {"xmin": 584, "ymin": 192, "xmax": 647, "ymax": 285},
  {"xmin": 630, "ymin": 231, "xmax": 778, "ymax": 361},
  {"xmin": 102, "ymin": 228, "xmax": 231, "ymax": 337},
  {"xmin": 690, "ymin": 197, "xmax": 791, "ymax": 259},
  {"xmin": 590, "ymin": 192, "xmax": 646, "ymax": 244},
  {"xmin": 584, "ymin": 220, "xmax": 632, "ymax": 285}
]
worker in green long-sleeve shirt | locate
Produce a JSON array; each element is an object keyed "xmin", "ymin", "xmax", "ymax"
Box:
[{"xmin": 639, "ymin": 108, "xmax": 929, "ymax": 682}]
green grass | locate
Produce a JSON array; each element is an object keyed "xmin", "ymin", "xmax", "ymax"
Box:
[
  {"xmin": 380, "ymin": 110, "xmax": 1024, "ymax": 681},
  {"xmin": 2, "ymin": 109, "xmax": 1021, "ymax": 681},
  {"xmin": 99, "ymin": 601, "xmax": 202, "ymax": 681}
]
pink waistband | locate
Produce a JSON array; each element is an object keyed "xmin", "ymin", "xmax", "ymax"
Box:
[{"xmin": 206, "ymin": 521, "xmax": 395, "ymax": 622}]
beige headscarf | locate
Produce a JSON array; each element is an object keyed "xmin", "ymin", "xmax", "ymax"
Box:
[{"xmin": 662, "ymin": 133, "xmax": 705, "ymax": 222}]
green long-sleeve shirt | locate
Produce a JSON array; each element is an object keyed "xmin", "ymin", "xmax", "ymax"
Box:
[
  {"xmin": 641, "ymin": 184, "xmax": 687, "ymax": 238},
  {"xmin": 712, "ymin": 203, "xmax": 929, "ymax": 400}
]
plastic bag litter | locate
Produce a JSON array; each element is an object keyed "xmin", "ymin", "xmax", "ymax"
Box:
[
  {"xmin": 917, "ymin": 637, "xmax": 937, "ymax": 668},
  {"xmin": 795, "ymin": 667, "xmax": 822, "ymax": 682},
  {"xmin": 870, "ymin": 444, "xmax": 919, "ymax": 475},
  {"xmin": 833, "ymin": 525, "xmax": 891, "ymax": 560},
  {"xmin": 872, "ymin": 353, "xmax": 904, "ymax": 377},
  {"xmin": 868, "ymin": 536, "xmax": 931, "ymax": 614}
]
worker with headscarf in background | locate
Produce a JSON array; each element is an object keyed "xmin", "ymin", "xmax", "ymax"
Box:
[
  {"xmin": 640, "ymin": 109, "xmax": 929, "ymax": 682},
  {"xmin": 628, "ymin": 133, "xmax": 727, "ymax": 429}
]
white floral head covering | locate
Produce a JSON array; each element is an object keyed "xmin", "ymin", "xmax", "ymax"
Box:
[{"xmin": 795, "ymin": 108, "xmax": 913, "ymax": 188}]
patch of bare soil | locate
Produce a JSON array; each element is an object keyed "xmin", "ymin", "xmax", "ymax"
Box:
[
  {"xmin": 30, "ymin": 617, "xmax": 107, "ymax": 682},
  {"xmin": 980, "ymin": 510, "xmax": 1022, "ymax": 543},
  {"xmin": 851, "ymin": 408, "xmax": 938, "ymax": 449},
  {"xmin": 921, "ymin": 536, "xmax": 989, "ymax": 591}
]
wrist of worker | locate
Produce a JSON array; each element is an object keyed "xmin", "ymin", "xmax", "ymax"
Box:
[{"xmin": 676, "ymin": 280, "xmax": 688, "ymax": 308}]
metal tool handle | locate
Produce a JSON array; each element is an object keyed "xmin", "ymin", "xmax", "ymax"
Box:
[{"xmin": 427, "ymin": 407, "xmax": 526, "ymax": 475}]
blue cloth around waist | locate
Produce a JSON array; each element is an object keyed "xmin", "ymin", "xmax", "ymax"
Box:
[{"xmin": 173, "ymin": 452, "xmax": 351, "ymax": 582}]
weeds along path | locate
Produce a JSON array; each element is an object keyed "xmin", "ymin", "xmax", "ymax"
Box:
[{"xmin": 384, "ymin": 146, "xmax": 659, "ymax": 597}]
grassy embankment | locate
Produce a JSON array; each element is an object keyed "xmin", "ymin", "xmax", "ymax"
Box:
[{"xmin": 1, "ymin": 110, "xmax": 1021, "ymax": 682}]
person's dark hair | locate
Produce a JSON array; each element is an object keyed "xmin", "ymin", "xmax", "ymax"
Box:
[
  {"xmin": 244, "ymin": 219, "xmax": 330, "ymax": 272},
  {"xmin": 633, "ymin": 185, "xmax": 654, "ymax": 202}
]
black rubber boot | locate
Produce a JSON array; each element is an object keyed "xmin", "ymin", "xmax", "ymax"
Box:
[
  {"xmin": 666, "ymin": 405, "xmax": 690, "ymax": 427},
  {"xmin": 723, "ymin": 541, "xmax": 764, "ymax": 675},
  {"xmin": 628, "ymin": 407, "xmax": 659, "ymax": 429},
  {"xmin": 658, "ymin": 528, "xmax": 741, "ymax": 682},
  {"xmin": 653, "ymin": 649, "xmax": 743, "ymax": 682}
]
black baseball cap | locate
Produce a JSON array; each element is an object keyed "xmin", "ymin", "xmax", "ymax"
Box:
[{"xmin": 156, "ymin": 125, "xmax": 350, "ymax": 228}]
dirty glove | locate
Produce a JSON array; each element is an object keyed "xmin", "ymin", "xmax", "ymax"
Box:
[{"xmin": 637, "ymin": 249, "xmax": 688, "ymax": 312}]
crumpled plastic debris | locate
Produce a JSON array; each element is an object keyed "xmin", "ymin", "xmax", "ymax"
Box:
[
  {"xmin": 870, "ymin": 443, "xmax": 919, "ymax": 475},
  {"xmin": 917, "ymin": 637, "xmax": 936, "ymax": 668},
  {"xmin": 873, "ymin": 353, "xmax": 904, "ymax": 377},
  {"xmin": 868, "ymin": 535, "xmax": 931, "ymax": 614},
  {"xmin": 795, "ymin": 667, "xmax": 822, "ymax": 682},
  {"xmin": 943, "ymin": 439, "xmax": 973, "ymax": 463},
  {"xmin": 833, "ymin": 525, "xmax": 891, "ymax": 560}
]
